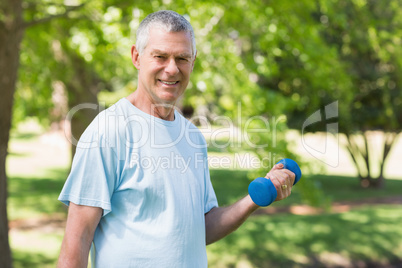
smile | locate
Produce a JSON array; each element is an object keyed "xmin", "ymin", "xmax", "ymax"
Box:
[{"xmin": 159, "ymin": 80, "xmax": 179, "ymax": 85}]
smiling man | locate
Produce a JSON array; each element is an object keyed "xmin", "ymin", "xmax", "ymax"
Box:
[
  {"xmin": 57, "ymin": 10, "xmax": 295, "ymax": 267},
  {"xmin": 128, "ymin": 26, "xmax": 195, "ymax": 119}
]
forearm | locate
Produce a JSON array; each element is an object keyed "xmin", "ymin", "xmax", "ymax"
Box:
[
  {"xmin": 205, "ymin": 195, "xmax": 259, "ymax": 245},
  {"xmin": 57, "ymin": 235, "xmax": 92, "ymax": 268},
  {"xmin": 57, "ymin": 203, "xmax": 102, "ymax": 268}
]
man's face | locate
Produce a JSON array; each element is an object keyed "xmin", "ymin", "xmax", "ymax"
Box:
[{"xmin": 132, "ymin": 28, "xmax": 196, "ymax": 105}]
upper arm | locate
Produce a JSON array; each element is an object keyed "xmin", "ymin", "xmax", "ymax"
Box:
[{"xmin": 64, "ymin": 202, "xmax": 102, "ymax": 243}]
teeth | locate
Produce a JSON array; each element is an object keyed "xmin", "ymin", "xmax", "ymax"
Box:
[{"xmin": 161, "ymin": 80, "xmax": 177, "ymax": 85}]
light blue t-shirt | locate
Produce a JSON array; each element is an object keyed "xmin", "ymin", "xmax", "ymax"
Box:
[{"xmin": 59, "ymin": 98, "xmax": 218, "ymax": 267}]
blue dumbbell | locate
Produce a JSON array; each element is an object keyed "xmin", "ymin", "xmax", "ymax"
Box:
[{"xmin": 248, "ymin": 158, "xmax": 302, "ymax": 207}]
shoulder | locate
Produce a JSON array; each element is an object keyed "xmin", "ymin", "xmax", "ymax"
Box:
[
  {"xmin": 175, "ymin": 110, "xmax": 208, "ymax": 150},
  {"xmin": 78, "ymin": 99, "xmax": 128, "ymax": 147}
]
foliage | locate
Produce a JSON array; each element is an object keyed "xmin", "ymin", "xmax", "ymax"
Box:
[
  {"xmin": 14, "ymin": 1, "xmax": 134, "ymax": 126},
  {"xmin": 15, "ymin": 0, "xmax": 300, "ymax": 192},
  {"xmin": 190, "ymin": 0, "xmax": 402, "ymax": 187},
  {"xmin": 283, "ymin": 0, "xmax": 402, "ymax": 185},
  {"xmin": 13, "ymin": 0, "xmax": 402, "ymax": 180},
  {"xmin": 5, "ymin": 1, "xmax": 402, "ymax": 267}
]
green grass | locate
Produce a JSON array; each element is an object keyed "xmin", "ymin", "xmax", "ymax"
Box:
[
  {"xmin": 210, "ymin": 169, "xmax": 402, "ymax": 207},
  {"xmin": 7, "ymin": 129, "xmax": 70, "ymax": 267},
  {"xmin": 308, "ymin": 174, "xmax": 402, "ymax": 202},
  {"xmin": 11, "ymin": 231, "xmax": 64, "ymax": 268},
  {"xmin": 6, "ymin": 130, "xmax": 402, "ymax": 267},
  {"xmin": 8, "ymin": 167, "xmax": 68, "ymax": 268},
  {"xmin": 8, "ymin": 169, "xmax": 69, "ymax": 221},
  {"xmin": 207, "ymin": 169, "xmax": 402, "ymax": 267},
  {"xmin": 207, "ymin": 205, "xmax": 402, "ymax": 267},
  {"xmin": 8, "ymin": 168, "xmax": 402, "ymax": 267},
  {"xmin": 12, "ymin": 250, "xmax": 57, "ymax": 268}
]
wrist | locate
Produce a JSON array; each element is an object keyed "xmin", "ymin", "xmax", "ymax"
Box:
[{"xmin": 245, "ymin": 195, "xmax": 260, "ymax": 212}]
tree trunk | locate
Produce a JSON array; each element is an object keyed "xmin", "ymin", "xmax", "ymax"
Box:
[
  {"xmin": 66, "ymin": 53, "xmax": 101, "ymax": 159},
  {"xmin": 375, "ymin": 132, "xmax": 398, "ymax": 189},
  {"xmin": 0, "ymin": 0, "xmax": 24, "ymax": 266},
  {"xmin": 345, "ymin": 133, "xmax": 367, "ymax": 181},
  {"xmin": 345, "ymin": 131, "xmax": 398, "ymax": 189}
]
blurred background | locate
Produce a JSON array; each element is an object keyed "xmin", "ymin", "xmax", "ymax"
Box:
[{"xmin": 1, "ymin": 0, "xmax": 401, "ymax": 267}]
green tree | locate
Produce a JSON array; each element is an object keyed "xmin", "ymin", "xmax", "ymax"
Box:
[
  {"xmin": 0, "ymin": 1, "xmax": 24, "ymax": 265},
  {"xmin": 202, "ymin": 0, "xmax": 401, "ymax": 188},
  {"xmin": 285, "ymin": 0, "xmax": 402, "ymax": 188},
  {"xmin": 16, "ymin": 1, "xmax": 135, "ymax": 157},
  {"xmin": 0, "ymin": 1, "xmax": 84, "ymax": 265},
  {"xmin": 3, "ymin": 2, "xmax": 349, "ymax": 265}
]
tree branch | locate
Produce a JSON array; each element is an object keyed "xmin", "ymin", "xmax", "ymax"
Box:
[
  {"xmin": 378, "ymin": 132, "xmax": 397, "ymax": 180},
  {"xmin": 21, "ymin": 3, "xmax": 85, "ymax": 29},
  {"xmin": 383, "ymin": 132, "xmax": 397, "ymax": 162},
  {"xmin": 345, "ymin": 133, "xmax": 364, "ymax": 179},
  {"xmin": 362, "ymin": 132, "xmax": 370, "ymax": 178}
]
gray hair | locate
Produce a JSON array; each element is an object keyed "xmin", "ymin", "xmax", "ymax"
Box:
[{"xmin": 136, "ymin": 10, "xmax": 196, "ymax": 58}]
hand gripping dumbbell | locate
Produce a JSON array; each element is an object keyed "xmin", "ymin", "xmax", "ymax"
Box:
[{"xmin": 248, "ymin": 158, "xmax": 302, "ymax": 207}]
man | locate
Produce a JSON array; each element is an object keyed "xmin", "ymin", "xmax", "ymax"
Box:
[{"xmin": 57, "ymin": 10, "xmax": 295, "ymax": 267}]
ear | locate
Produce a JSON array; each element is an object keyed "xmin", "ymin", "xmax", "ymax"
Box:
[
  {"xmin": 191, "ymin": 51, "xmax": 197, "ymax": 72},
  {"xmin": 131, "ymin": 45, "xmax": 140, "ymax": 69}
]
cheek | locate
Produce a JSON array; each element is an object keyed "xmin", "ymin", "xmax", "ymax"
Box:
[
  {"xmin": 145, "ymin": 61, "xmax": 163, "ymax": 73},
  {"xmin": 181, "ymin": 66, "xmax": 193, "ymax": 77}
]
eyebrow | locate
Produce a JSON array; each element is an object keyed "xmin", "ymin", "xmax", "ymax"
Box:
[
  {"xmin": 151, "ymin": 49, "xmax": 192, "ymax": 59},
  {"xmin": 151, "ymin": 50, "xmax": 168, "ymax": 56}
]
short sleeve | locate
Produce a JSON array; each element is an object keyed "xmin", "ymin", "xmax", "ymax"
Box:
[
  {"xmin": 203, "ymin": 150, "xmax": 218, "ymax": 213},
  {"xmin": 58, "ymin": 121, "xmax": 118, "ymax": 216}
]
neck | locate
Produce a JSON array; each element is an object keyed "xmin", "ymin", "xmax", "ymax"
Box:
[{"xmin": 127, "ymin": 91, "xmax": 176, "ymax": 121}]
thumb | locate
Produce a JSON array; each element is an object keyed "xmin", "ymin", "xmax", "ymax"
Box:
[{"xmin": 271, "ymin": 163, "xmax": 284, "ymax": 170}]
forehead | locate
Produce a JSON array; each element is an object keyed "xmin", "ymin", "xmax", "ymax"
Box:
[{"xmin": 145, "ymin": 28, "xmax": 193, "ymax": 56}]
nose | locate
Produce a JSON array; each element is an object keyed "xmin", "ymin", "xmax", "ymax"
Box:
[{"xmin": 164, "ymin": 58, "xmax": 179, "ymax": 76}]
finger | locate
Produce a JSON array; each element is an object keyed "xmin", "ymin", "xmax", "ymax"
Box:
[
  {"xmin": 265, "ymin": 163, "xmax": 284, "ymax": 177},
  {"xmin": 269, "ymin": 171, "xmax": 293, "ymax": 200},
  {"xmin": 276, "ymin": 169, "xmax": 296, "ymax": 185},
  {"xmin": 273, "ymin": 169, "xmax": 293, "ymax": 185}
]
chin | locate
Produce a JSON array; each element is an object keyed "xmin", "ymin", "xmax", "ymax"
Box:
[
  {"xmin": 158, "ymin": 92, "xmax": 183, "ymax": 104},
  {"xmin": 156, "ymin": 96, "xmax": 178, "ymax": 105}
]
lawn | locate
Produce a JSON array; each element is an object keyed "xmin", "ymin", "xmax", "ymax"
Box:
[
  {"xmin": 208, "ymin": 169, "xmax": 402, "ymax": 267},
  {"xmin": 207, "ymin": 205, "xmax": 402, "ymax": 267},
  {"xmin": 6, "ymin": 129, "xmax": 402, "ymax": 267}
]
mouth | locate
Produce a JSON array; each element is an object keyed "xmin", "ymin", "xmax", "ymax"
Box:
[{"xmin": 158, "ymin": 79, "xmax": 179, "ymax": 86}]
